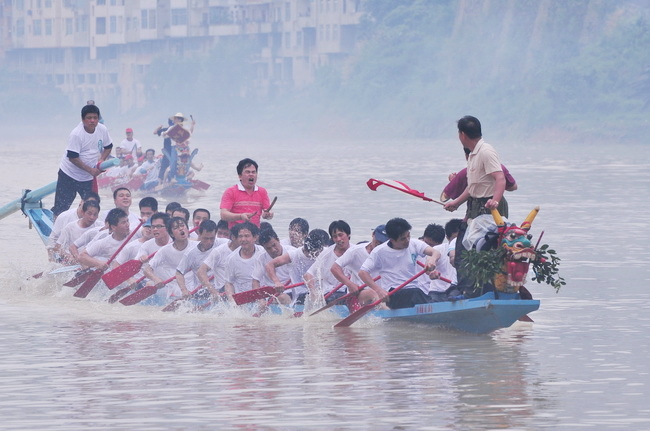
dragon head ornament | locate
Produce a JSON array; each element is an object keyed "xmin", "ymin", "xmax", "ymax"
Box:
[{"xmin": 491, "ymin": 207, "xmax": 539, "ymax": 293}]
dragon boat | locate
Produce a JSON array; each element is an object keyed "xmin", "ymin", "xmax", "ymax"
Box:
[{"xmin": 4, "ymin": 171, "xmax": 548, "ymax": 334}]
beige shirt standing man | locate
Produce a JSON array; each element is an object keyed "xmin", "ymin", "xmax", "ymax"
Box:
[{"xmin": 443, "ymin": 115, "xmax": 506, "ymax": 220}]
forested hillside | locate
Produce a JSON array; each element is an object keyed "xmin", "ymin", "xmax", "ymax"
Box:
[{"xmin": 302, "ymin": 0, "xmax": 650, "ymax": 140}]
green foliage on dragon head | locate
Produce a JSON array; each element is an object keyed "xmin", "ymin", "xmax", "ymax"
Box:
[{"xmin": 462, "ymin": 206, "xmax": 565, "ymax": 295}]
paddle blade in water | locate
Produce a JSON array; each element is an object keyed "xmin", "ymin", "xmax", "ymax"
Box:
[
  {"xmin": 232, "ymin": 286, "xmax": 275, "ymax": 305},
  {"xmin": 72, "ymin": 269, "xmax": 103, "ymax": 298},
  {"xmin": 102, "ymin": 260, "xmax": 143, "ymax": 289},
  {"xmin": 333, "ymin": 303, "xmax": 377, "ymax": 328},
  {"xmin": 63, "ymin": 268, "xmax": 93, "ymax": 287},
  {"xmin": 120, "ymin": 285, "xmax": 159, "ymax": 306},
  {"xmin": 108, "ymin": 286, "xmax": 132, "ymax": 304}
]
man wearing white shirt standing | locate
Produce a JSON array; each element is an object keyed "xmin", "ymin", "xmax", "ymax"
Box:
[
  {"xmin": 52, "ymin": 104, "xmax": 113, "ymax": 217},
  {"xmin": 118, "ymin": 128, "xmax": 142, "ymax": 161}
]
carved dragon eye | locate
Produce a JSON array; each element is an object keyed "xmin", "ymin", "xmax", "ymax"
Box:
[
  {"xmin": 507, "ymin": 232, "xmax": 518, "ymax": 241},
  {"xmin": 527, "ymin": 234, "xmax": 532, "ymax": 240}
]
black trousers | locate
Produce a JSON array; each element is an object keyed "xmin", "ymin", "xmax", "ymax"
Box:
[{"xmin": 51, "ymin": 169, "xmax": 93, "ymax": 217}]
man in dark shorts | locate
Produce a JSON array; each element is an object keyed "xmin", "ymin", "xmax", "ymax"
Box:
[
  {"xmin": 359, "ymin": 218, "xmax": 440, "ymax": 310},
  {"xmin": 52, "ymin": 104, "xmax": 113, "ymax": 217}
]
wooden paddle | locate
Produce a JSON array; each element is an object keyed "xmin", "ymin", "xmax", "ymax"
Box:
[
  {"xmin": 63, "ymin": 267, "xmax": 95, "ymax": 287},
  {"xmin": 107, "ymin": 276, "xmax": 145, "ymax": 303},
  {"xmin": 265, "ymin": 196, "xmax": 277, "ymax": 212},
  {"xmin": 190, "ymin": 179, "xmax": 210, "ymax": 191},
  {"xmin": 334, "ymin": 269, "xmax": 427, "ymax": 328},
  {"xmin": 102, "ymin": 252, "xmax": 156, "ymax": 289},
  {"xmin": 30, "ymin": 264, "xmax": 81, "ymax": 280},
  {"xmin": 73, "ymin": 219, "xmax": 144, "ymax": 298},
  {"xmin": 232, "ymin": 281, "xmax": 305, "ymax": 305},
  {"xmin": 310, "ymin": 276, "xmax": 381, "ymax": 316},
  {"xmin": 119, "ymin": 275, "xmax": 176, "ymax": 306},
  {"xmin": 323, "ymin": 281, "xmax": 345, "ymax": 300},
  {"xmin": 366, "ymin": 178, "xmax": 444, "ymax": 205}
]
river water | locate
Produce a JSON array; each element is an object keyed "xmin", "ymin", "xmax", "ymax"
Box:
[{"xmin": 0, "ymin": 132, "xmax": 648, "ymax": 430}]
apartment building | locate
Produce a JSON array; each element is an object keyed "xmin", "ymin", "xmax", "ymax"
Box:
[{"xmin": 0, "ymin": 0, "xmax": 364, "ymax": 111}]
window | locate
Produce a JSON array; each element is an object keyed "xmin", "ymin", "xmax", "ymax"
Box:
[
  {"xmin": 77, "ymin": 74, "xmax": 85, "ymax": 84},
  {"xmin": 96, "ymin": 17, "xmax": 106, "ymax": 34},
  {"xmin": 16, "ymin": 19, "xmax": 24, "ymax": 37},
  {"xmin": 45, "ymin": 0, "xmax": 52, "ymax": 7},
  {"xmin": 45, "ymin": 19, "xmax": 52, "ymax": 35},
  {"xmin": 171, "ymin": 9, "xmax": 187, "ymax": 26},
  {"xmin": 141, "ymin": 10, "xmax": 156, "ymax": 29},
  {"xmin": 65, "ymin": 18, "xmax": 72, "ymax": 35},
  {"xmin": 110, "ymin": 16, "xmax": 116, "ymax": 33},
  {"xmin": 33, "ymin": 20, "xmax": 42, "ymax": 36},
  {"xmin": 284, "ymin": 32, "xmax": 290, "ymax": 49}
]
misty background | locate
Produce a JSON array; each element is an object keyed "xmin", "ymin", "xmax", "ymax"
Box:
[{"xmin": 1, "ymin": 0, "xmax": 649, "ymax": 143}]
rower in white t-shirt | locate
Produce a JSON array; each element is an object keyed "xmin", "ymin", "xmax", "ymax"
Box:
[{"xmin": 359, "ymin": 217, "xmax": 441, "ymax": 310}]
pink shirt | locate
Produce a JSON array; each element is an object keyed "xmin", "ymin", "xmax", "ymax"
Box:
[{"xmin": 220, "ymin": 182, "xmax": 271, "ymax": 228}]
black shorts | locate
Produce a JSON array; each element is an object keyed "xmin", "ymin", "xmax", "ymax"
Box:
[{"xmin": 387, "ymin": 288, "xmax": 432, "ymax": 309}]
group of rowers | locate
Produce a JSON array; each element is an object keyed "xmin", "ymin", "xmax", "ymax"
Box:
[
  {"xmin": 46, "ymin": 157, "xmax": 463, "ymax": 311},
  {"xmin": 98, "ymin": 112, "xmax": 202, "ymax": 192}
]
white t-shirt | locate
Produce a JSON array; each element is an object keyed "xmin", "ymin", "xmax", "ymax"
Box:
[
  {"xmin": 84, "ymin": 233, "xmax": 131, "ymax": 262},
  {"xmin": 429, "ymin": 241, "xmax": 458, "ymax": 292},
  {"xmin": 139, "ymin": 159, "xmax": 160, "ymax": 183},
  {"xmin": 49, "ymin": 206, "xmax": 81, "ymax": 247},
  {"xmin": 176, "ymin": 241, "xmax": 219, "ymax": 292},
  {"xmin": 224, "ymin": 245, "xmax": 263, "ymax": 294},
  {"xmin": 334, "ymin": 242, "xmax": 371, "ymax": 285},
  {"xmin": 115, "ymin": 237, "xmax": 148, "ymax": 265},
  {"xmin": 251, "ymin": 245, "xmax": 296, "ymax": 287},
  {"xmin": 73, "ymin": 226, "xmax": 107, "ymax": 251},
  {"xmin": 360, "ymin": 239, "xmax": 429, "ymax": 293},
  {"xmin": 285, "ymin": 248, "xmax": 315, "ymax": 283},
  {"xmin": 119, "ymin": 138, "xmax": 141, "ymax": 159},
  {"xmin": 148, "ymin": 241, "xmax": 192, "ymax": 298},
  {"xmin": 57, "ymin": 219, "xmax": 102, "ymax": 251},
  {"xmin": 98, "ymin": 209, "xmax": 142, "ymax": 239},
  {"xmin": 138, "ymin": 237, "xmax": 172, "ymax": 260},
  {"xmin": 307, "ymin": 245, "xmax": 350, "ymax": 294},
  {"xmin": 203, "ymin": 242, "xmax": 236, "ymax": 289},
  {"xmin": 60, "ymin": 122, "xmax": 112, "ymax": 181}
]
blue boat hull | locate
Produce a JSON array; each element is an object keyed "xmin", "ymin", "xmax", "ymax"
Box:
[{"xmin": 271, "ymin": 292, "xmax": 540, "ymax": 334}]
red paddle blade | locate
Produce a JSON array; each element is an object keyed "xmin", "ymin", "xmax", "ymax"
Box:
[
  {"xmin": 102, "ymin": 260, "xmax": 143, "ymax": 289},
  {"xmin": 333, "ymin": 302, "xmax": 378, "ymax": 327},
  {"xmin": 124, "ymin": 175, "xmax": 145, "ymax": 191},
  {"xmin": 233, "ymin": 286, "xmax": 275, "ymax": 305},
  {"xmin": 108, "ymin": 286, "xmax": 132, "ymax": 303},
  {"xmin": 72, "ymin": 269, "xmax": 103, "ymax": 298},
  {"xmin": 191, "ymin": 179, "xmax": 210, "ymax": 191},
  {"xmin": 63, "ymin": 268, "xmax": 93, "ymax": 287},
  {"xmin": 120, "ymin": 285, "xmax": 159, "ymax": 306},
  {"xmin": 161, "ymin": 299, "xmax": 184, "ymax": 312}
]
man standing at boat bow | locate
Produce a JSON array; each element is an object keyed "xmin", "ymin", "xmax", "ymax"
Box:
[
  {"xmin": 52, "ymin": 104, "xmax": 113, "ymax": 218},
  {"xmin": 443, "ymin": 116, "xmax": 506, "ymax": 219}
]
